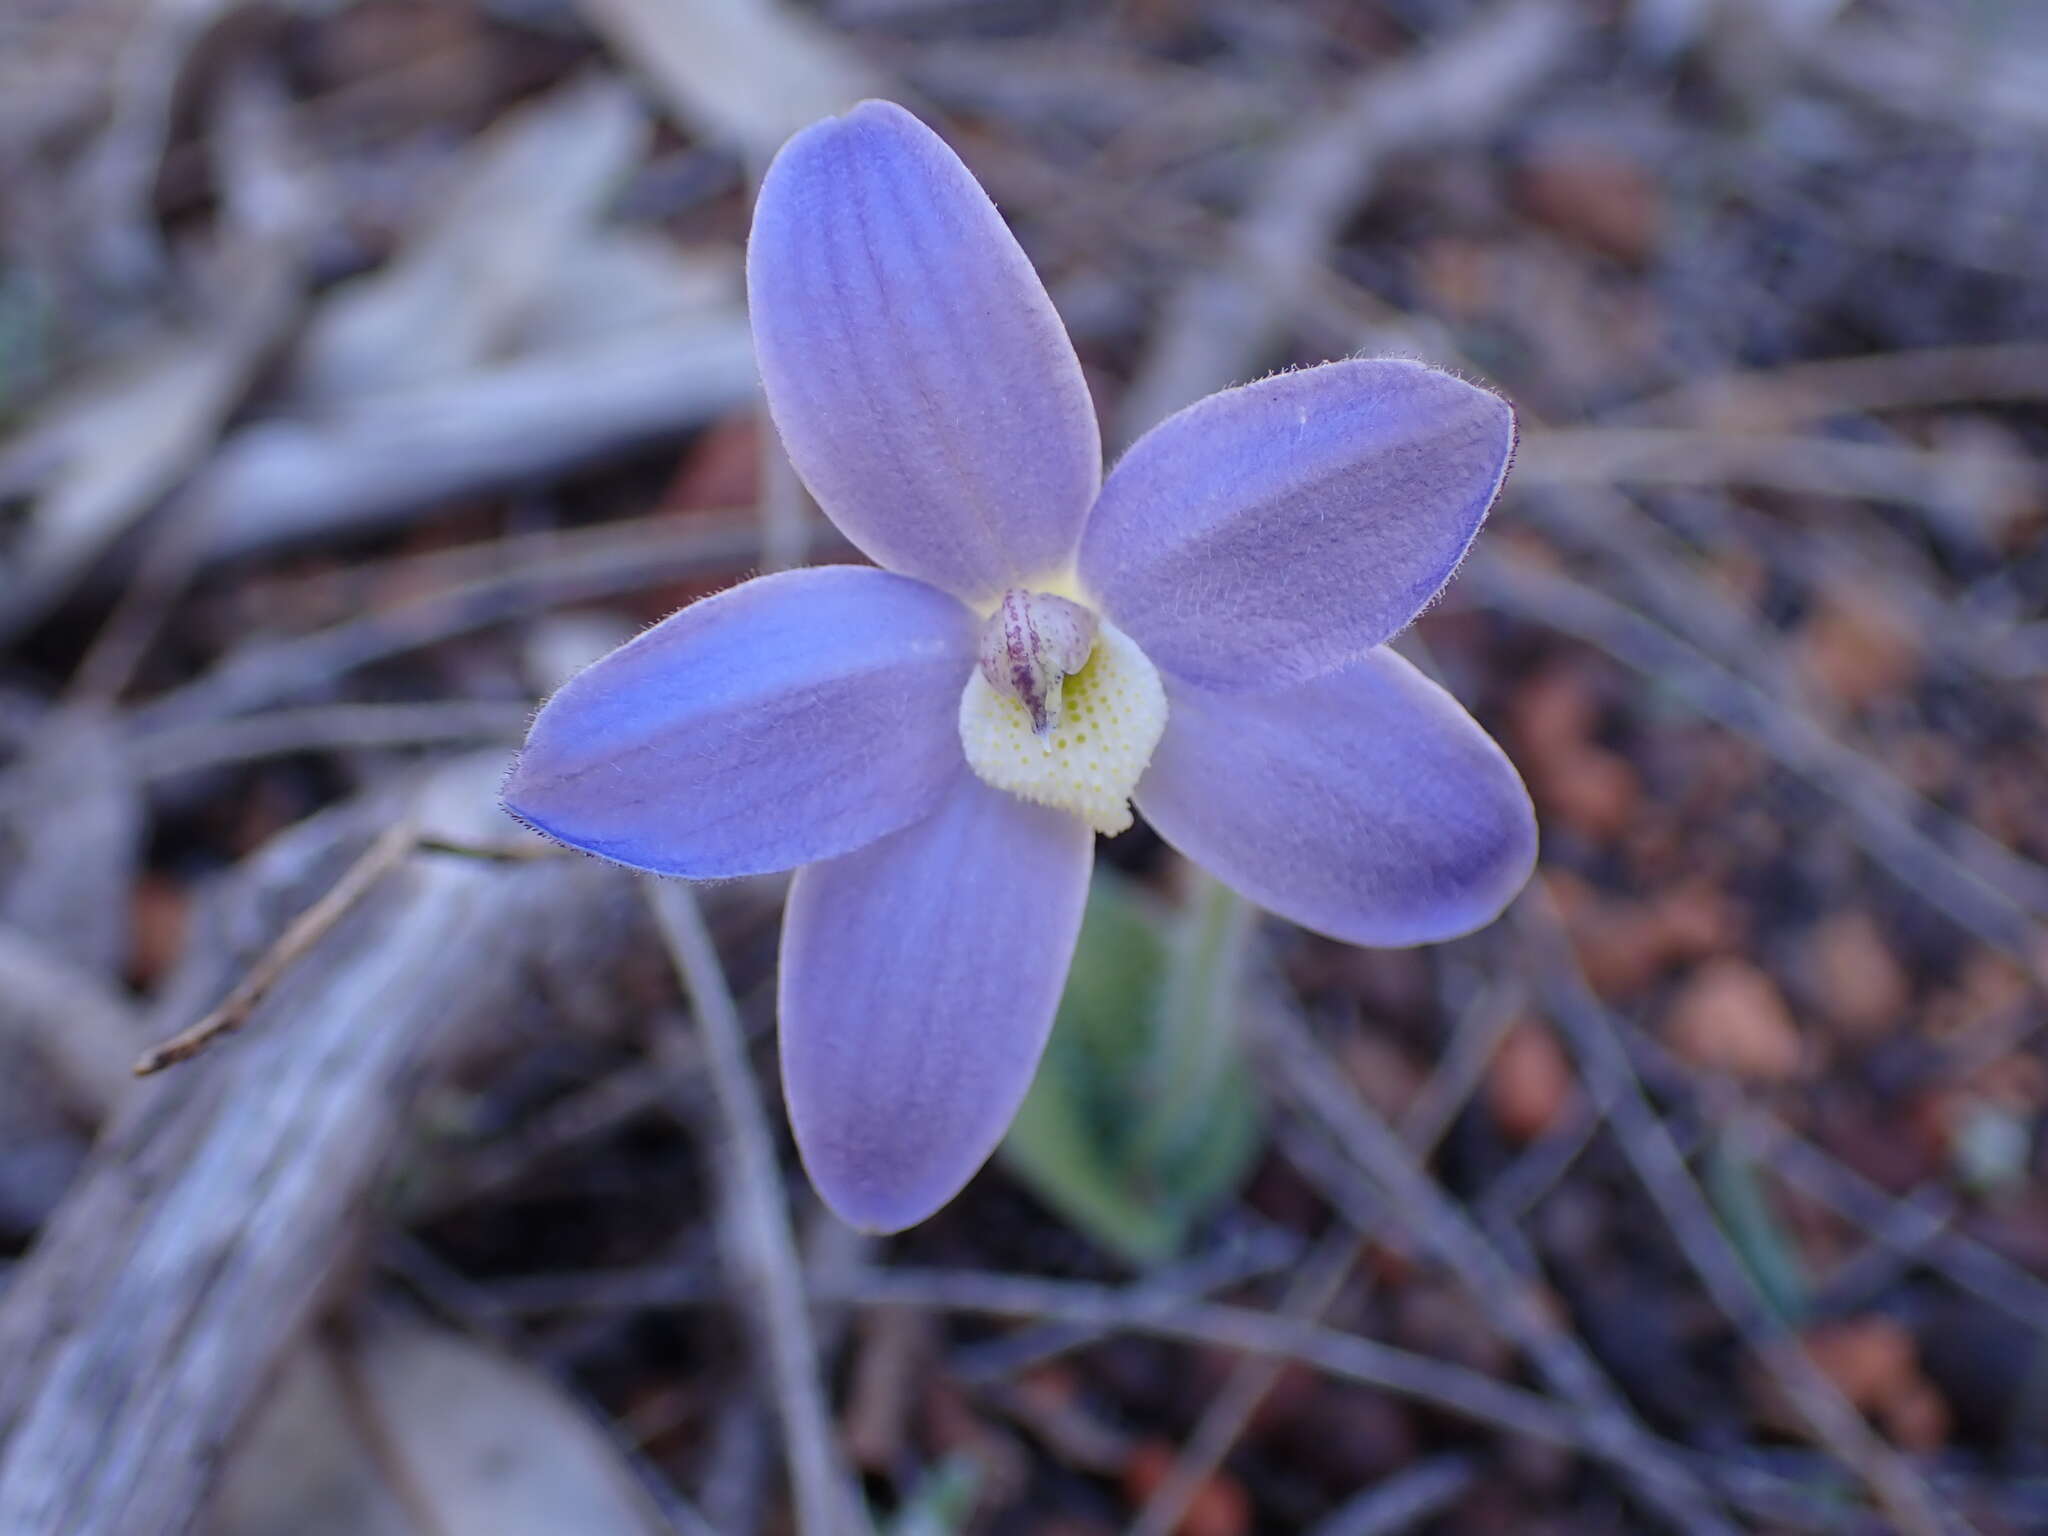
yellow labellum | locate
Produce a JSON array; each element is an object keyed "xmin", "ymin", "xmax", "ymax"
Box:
[{"xmin": 960, "ymin": 609, "xmax": 1167, "ymax": 835}]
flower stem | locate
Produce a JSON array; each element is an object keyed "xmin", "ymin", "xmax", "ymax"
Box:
[{"xmin": 1135, "ymin": 866, "xmax": 1255, "ymax": 1168}]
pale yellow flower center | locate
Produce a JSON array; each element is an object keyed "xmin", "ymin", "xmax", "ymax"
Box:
[{"xmin": 959, "ymin": 586, "xmax": 1168, "ymax": 835}]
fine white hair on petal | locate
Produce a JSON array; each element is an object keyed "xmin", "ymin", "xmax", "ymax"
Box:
[
  {"xmin": 958, "ymin": 617, "xmax": 1166, "ymax": 835},
  {"xmin": 1078, "ymin": 357, "xmax": 1514, "ymax": 694},
  {"xmin": 504, "ymin": 565, "xmax": 975, "ymax": 878}
]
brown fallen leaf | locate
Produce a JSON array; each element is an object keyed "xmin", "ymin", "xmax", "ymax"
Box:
[
  {"xmin": 1507, "ymin": 664, "xmax": 1642, "ymax": 841},
  {"xmin": 1664, "ymin": 958, "xmax": 1804, "ymax": 1081},
  {"xmin": 1806, "ymin": 1317, "xmax": 1918, "ymax": 1410},
  {"xmin": 1516, "ymin": 143, "xmax": 1663, "ymax": 265},
  {"xmin": 844, "ymin": 1306, "xmax": 934, "ymax": 1473},
  {"xmin": 1798, "ymin": 591, "xmax": 1921, "ymax": 710},
  {"xmin": 1752, "ymin": 1317, "xmax": 1952, "ymax": 1454},
  {"xmin": 1802, "ymin": 910, "xmax": 1909, "ymax": 1041},
  {"xmin": 128, "ymin": 871, "xmax": 190, "ymax": 989},
  {"xmin": 1339, "ymin": 1031, "xmax": 1429, "ymax": 1122},
  {"xmin": 1540, "ymin": 744, "xmax": 1643, "ymax": 843},
  {"xmin": 1549, "ymin": 873, "xmax": 1740, "ymax": 1002},
  {"xmin": 1881, "ymin": 1380, "xmax": 1953, "ymax": 1454},
  {"xmin": 1123, "ymin": 1440, "xmax": 1252, "ymax": 1536},
  {"xmin": 1509, "ymin": 662, "xmax": 1599, "ymax": 768},
  {"xmin": 1486, "ymin": 1017, "xmax": 1578, "ymax": 1143},
  {"xmin": 661, "ymin": 412, "xmax": 761, "ymax": 514},
  {"xmin": 346, "ymin": 1314, "xmax": 671, "ymax": 1536}
]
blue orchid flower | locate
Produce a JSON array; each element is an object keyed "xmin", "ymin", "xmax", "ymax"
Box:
[{"xmin": 505, "ymin": 101, "xmax": 1536, "ymax": 1233}]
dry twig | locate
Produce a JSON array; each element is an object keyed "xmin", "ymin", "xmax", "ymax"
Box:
[
  {"xmin": 1263, "ymin": 1010, "xmax": 1741, "ymax": 1536},
  {"xmin": 1515, "ymin": 895, "xmax": 1960, "ymax": 1536},
  {"xmin": 1620, "ymin": 343, "xmax": 2048, "ymax": 428},
  {"xmin": 133, "ymin": 818, "xmax": 419, "ymax": 1076},
  {"xmin": 1760, "ymin": 1120, "xmax": 2048, "ymax": 1339},
  {"xmin": 1126, "ymin": 1228, "xmax": 1363, "ymax": 1536},
  {"xmin": 135, "ymin": 700, "xmax": 531, "ymax": 780},
  {"xmin": 1462, "ymin": 550, "xmax": 2048, "ymax": 961},
  {"xmin": 646, "ymin": 879, "xmax": 864, "ymax": 1536},
  {"xmin": 841, "ymin": 1266, "xmax": 1600, "ymax": 1453},
  {"xmin": 0, "ymin": 760, "xmax": 632, "ymax": 1533},
  {"xmin": 1303, "ymin": 1454, "xmax": 1477, "ymax": 1536},
  {"xmin": 1128, "ymin": 974, "xmax": 1523, "ymax": 1536},
  {"xmin": 1515, "ymin": 428, "xmax": 2035, "ymax": 525},
  {"xmin": 1117, "ymin": 0, "xmax": 1573, "ymax": 438},
  {"xmin": 945, "ymin": 1224, "xmax": 1304, "ymax": 1383},
  {"xmin": 135, "ymin": 510, "xmax": 812, "ymax": 730}
]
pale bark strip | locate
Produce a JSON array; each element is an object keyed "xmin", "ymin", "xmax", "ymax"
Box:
[{"xmin": 0, "ymin": 759, "xmax": 634, "ymax": 1536}]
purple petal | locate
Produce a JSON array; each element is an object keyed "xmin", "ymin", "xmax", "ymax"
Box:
[
  {"xmin": 781, "ymin": 772, "xmax": 1093, "ymax": 1231},
  {"xmin": 1080, "ymin": 360, "xmax": 1514, "ymax": 692},
  {"xmin": 504, "ymin": 566, "xmax": 973, "ymax": 878},
  {"xmin": 1136, "ymin": 650, "xmax": 1536, "ymax": 946},
  {"xmin": 747, "ymin": 100, "xmax": 1100, "ymax": 604}
]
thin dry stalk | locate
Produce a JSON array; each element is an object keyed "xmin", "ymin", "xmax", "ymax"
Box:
[
  {"xmin": 1263, "ymin": 1011, "xmax": 1740, "ymax": 1536},
  {"xmin": 136, "ymin": 700, "xmax": 531, "ymax": 780},
  {"xmin": 133, "ymin": 818, "xmax": 417, "ymax": 1075},
  {"xmin": 645, "ymin": 879, "xmax": 863, "ymax": 1536},
  {"xmin": 841, "ymin": 1266, "xmax": 1592, "ymax": 1452},
  {"xmin": 1126, "ymin": 1228, "xmax": 1361, "ymax": 1536},
  {"xmin": 1118, "ymin": 0, "xmax": 1573, "ymax": 438},
  {"xmin": 1515, "ymin": 427, "xmax": 2036, "ymax": 515},
  {"xmin": 134, "ymin": 510, "xmax": 817, "ymax": 730},
  {"xmin": 1129, "ymin": 977, "xmax": 1522, "ymax": 1536},
  {"xmin": 1620, "ymin": 342, "xmax": 2048, "ymax": 428},
  {"xmin": 1304, "ymin": 1454, "xmax": 1477, "ymax": 1536},
  {"xmin": 67, "ymin": 68, "xmax": 316, "ymax": 707},
  {"xmin": 0, "ymin": 920, "xmax": 143, "ymax": 1117},
  {"xmin": 946, "ymin": 1226, "xmax": 1304, "ymax": 1383},
  {"xmin": 1516, "ymin": 895, "xmax": 1959, "ymax": 1536},
  {"xmin": 410, "ymin": 1062, "xmax": 673, "ymax": 1223},
  {"xmin": 1463, "ymin": 551, "xmax": 2048, "ymax": 959},
  {"xmin": 1760, "ymin": 1119, "xmax": 2048, "ymax": 1338}
]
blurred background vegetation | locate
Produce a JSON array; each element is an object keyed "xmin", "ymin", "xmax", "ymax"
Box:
[{"xmin": 2, "ymin": 1, "xmax": 2047, "ymax": 1532}]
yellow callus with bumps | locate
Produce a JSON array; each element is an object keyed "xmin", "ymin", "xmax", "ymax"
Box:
[{"xmin": 959, "ymin": 587, "xmax": 1168, "ymax": 836}]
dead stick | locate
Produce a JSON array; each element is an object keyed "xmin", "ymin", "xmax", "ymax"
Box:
[
  {"xmin": 646, "ymin": 878, "xmax": 863, "ymax": 1536},
  {"xmin": 1264, "ymin": 1009, "xmax": 1740, "ymax": 1536},
  {"xmin": 1129, "ymin": 974, "xmax": 1522, "ymax": 1536},
  {"xmin": 133, "ymin": 819, "xmax": 417, "ymax": 1076},
  {"xmin": 1517, "ymin": 894, "xmax": 1960, "ymax": 1536}
]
